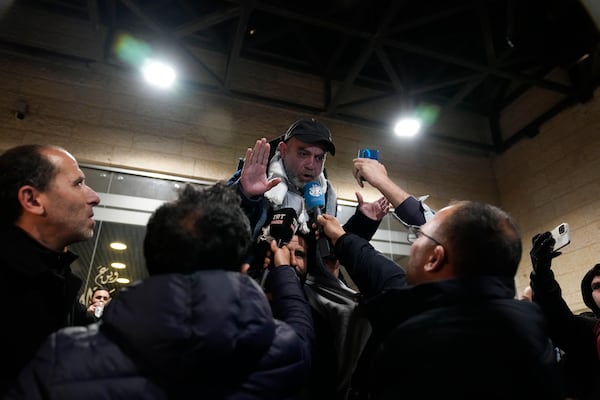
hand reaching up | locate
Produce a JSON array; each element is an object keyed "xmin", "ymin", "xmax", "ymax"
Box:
[
  {"xmin": 316, "ymin": 214, "xmax": 346, "ymax": 246},
  {"xmin": 530, "ymin": 231, "xmax": 561, "ymax": 275},
  {"xmin": 239, "ymin": 138, "xmax": 282, "ymax": 198},
  {"xmin": 356, "ymin": 192, "xmax": 390, "ymax": 221}
]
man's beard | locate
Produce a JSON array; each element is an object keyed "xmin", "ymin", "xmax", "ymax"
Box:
[{"xmin": 286, "ymin": 171, "xmax": 305, "ymax": 190}]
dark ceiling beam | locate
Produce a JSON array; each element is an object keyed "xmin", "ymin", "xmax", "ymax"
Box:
[
  {"xmin": 386, "ymin": 3, "xmax": 474, "ymax": 34},
  {"xmin": 498, "ymin": 65, "xmax": 555, "ymax": 110},
  {"xmin": 375, "ymin": 45, "xmax": 405, "ymax": 93},
  {"xmin": 87, "ymin": 0, "xmax": 100, "ymax": 31},
  {"xmin": 173, "ymin": 6, "xmax": 242, "ymax": 39},
  {"xmin": 331, "ymin": 111, "xmax": 496, "ymax": 154},
  {"xmin": 335, "ymin": 74, "xmax": 479, "ymax": 111},
  {"xmin": 117, "ymin": 0, "xmax": 225, "ymax": 88},
  {"xmin": 446, "ymin": 73, "xmax": 488, "ymax": 109},
  {"xmin": 326, "ymin": 1, "xmax": 406, "ymax": 115},
  {"xmin": 325, "ymin": 39, "xmax": 376, "ymax": 114},
  {"xmin": 478, "ymin": 1, "xmax": 496, "ymax": 65},
  {"xmin": 383, "ymin": 38, "xmax": 573, "ymax": 95},
  {"xmin": 118, "ymin": 0, "xmax": 164, "ymax": 33},
  {"xmin": 224, "ymin": 1, "xmax": 253, "ymax": 90},
  {"xmin": 499, "ymin": 96, "xmax": 576, "ymax": 153},
  {"xmin": 228, "ymin": 0, "xmax": 574, "ymax": 95},
  {"xmin": 445, "ymin": 0, "xmax": 497, "ymax": 112},
  {"xmin": 294, "ymin": 28, "xmax": 326, "ymax": 74},
  {"xmin": 248, "ymin": 1, "xmax": 371, "ymax": 39}
]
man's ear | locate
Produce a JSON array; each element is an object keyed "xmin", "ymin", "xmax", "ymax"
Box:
[
  {"xmin": 424, "ymin": 245, "xmax": 446, "ymax": 272},
  {"xmin": 240, "ymin": 263, "xmax": 250, "ymax": 274},
  {"xmin": 17, "ymin": 186, "xmax": 45, "ymax": 216},
  {"xmin": 278, "ymin": 141, "xmax": 287, "ymax": 157}
]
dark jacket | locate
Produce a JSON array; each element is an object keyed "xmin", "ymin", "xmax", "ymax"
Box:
[
  {"xmin": 337, "ymin": 233, "xmax": 563, "ymax": 400},
  {"xmin": 0, "ymin": 226, "xmax": 82, "ymax": 396},
  {"xmin": 530, "ymin": 264, "xmax": 600, "ymax": 400},
  {"xmin": 8, "ymin": 267, "xmax": 314, "ymax": 400},
  {"xmin": 303, "ymin": 202, "xmax": 421, "ymax": 400}
]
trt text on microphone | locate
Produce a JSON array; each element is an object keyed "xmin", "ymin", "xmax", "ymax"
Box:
[
  {"xmin": 248, "ymin": 208, "xmax": 299, "ymax": 282},
  {"xmin": 268, "ymin": 208, "xmax": 299, "ymax": 247}
]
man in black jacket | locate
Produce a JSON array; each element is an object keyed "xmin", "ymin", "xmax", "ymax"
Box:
[
  {"xmin": 8, "ymin": 183, "xmax": 314, "ymax": 399},
  {"xmin": 0, "ymin": 144, "xmax": 101, "ymax": 396},
  {"xmin": 318, "ymin": 200, "xmax": 563, "ymax": 400}
]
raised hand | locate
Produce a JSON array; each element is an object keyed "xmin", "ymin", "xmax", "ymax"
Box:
[
  {"xmin": 353, "ymin": 157, "xmax": 389, "ymax": 188},
  {"xmin": 239, "ymin": 138, "xmax": 282, "ymax": 198},
  {"xmin": 316, "ymin": 214, "xmax": 346, "ymax": 245},
  {"xmin": 530, "ymin": 231, "xmax": 561, "ymax": 275},
  {"xmin": 356, "ymin": 192, "xmax": 390, "ymax": 221}
]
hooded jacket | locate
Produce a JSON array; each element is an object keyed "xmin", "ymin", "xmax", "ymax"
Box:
[
  {"xmin": 581, "ymin": 263, "xmax": 600, "ymax": 317},
  {"xmin": 530, "ymin": 263, "xmax": 600, "ymax": 400},
  {"xmin": 7, "ymin": 267, "xmax": 313, "ymax": 400}
]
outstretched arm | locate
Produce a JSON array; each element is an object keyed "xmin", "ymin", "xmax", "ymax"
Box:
[
  {"xmin": 318, "ymin": 213, "xmax": 406, "ymax": 297},
  {"xmin": 353, "ymin": 157, "xmax": 434, "ymax": 226},
  {"xmin": 353, "ymin": 158, "xmax": 410, "ymax": 208},
  {"xmin": 529, "ymin": 231, "xmax": 595, "ymax": 353},
  {"xmin": 342, "ymin": 192, "xmax": 390, "ymax": 241}
]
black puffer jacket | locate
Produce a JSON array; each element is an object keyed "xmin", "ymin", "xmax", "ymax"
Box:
[{"xmin": 8, "ymin": 268, "xmax": 313, "ymax": 400}]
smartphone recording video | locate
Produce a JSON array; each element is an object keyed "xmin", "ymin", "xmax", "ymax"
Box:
[
  {"xmin": 357, "ymin": 148, "xmax": 379, "ymax": 160},
  {"xmin": 550, "ymin": 222, "xmax": 570, "ymax": 252}
]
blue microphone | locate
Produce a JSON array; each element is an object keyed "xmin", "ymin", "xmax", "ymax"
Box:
[
  {"xmin": 304, "ymin": 181, "xmax": 325, "ymax": 216},
  {"xmin": 304, "ymin": 181, "xmax": 331, "ymax": 257}
]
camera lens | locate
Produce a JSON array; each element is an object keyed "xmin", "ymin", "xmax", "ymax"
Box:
[{"xmin": 558, "ymin": 225, "xmax": 565, "ymax": 234}]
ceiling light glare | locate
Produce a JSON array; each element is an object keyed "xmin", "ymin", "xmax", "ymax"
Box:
[
  {"xmin": 394, "ymin": 118, "xmax": 422, "ymax": 137},
  {"xmin": 142, "ymin": 59, "xmax": 176, "ymax": 88},
  {"xmin": 110, "ymin": 242, "xmax": 127, "ymax": 251},
  {"xmin": 116, "ymin": 278, "xmax": 131, "ymax": 284},
  {"xmin": 111, "ymin": 262, "xmax": 126, "ymax": 269}
]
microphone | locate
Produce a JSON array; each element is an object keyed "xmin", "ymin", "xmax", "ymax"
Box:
[
  {"xmin": 303, "ymin": 181, "xmax": 331, "ymax": 257},
  {"xmin": 252, "ymin": 208, "xmax": 298, "ymax": 287},
  {"xmin": 267, "ymin": 208, "xmax": 298, "ymax": 247},
  {"xmin": 304, "ymin": 180, "xmax": 325, "ymax": 221}
]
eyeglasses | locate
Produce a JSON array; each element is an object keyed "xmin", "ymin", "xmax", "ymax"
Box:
[{"xmin": 406, "ymin": 225, "xmax": 443, "ymax": 246}]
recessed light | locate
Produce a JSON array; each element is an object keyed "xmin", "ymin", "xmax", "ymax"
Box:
[
  {"xmin": 111, "ymin": 262, "xmax": 126, "ymax": 269},
  {"xmin": 110, "ymin": 242, "xmax": 127, "ymax": 250},
  {"xmin": 116, "ymin": 278, "xmax": 130, "ymax": 284},
  {"xmin": 394, "ymin": 118, "xmax": 421, "ymax": 137}
]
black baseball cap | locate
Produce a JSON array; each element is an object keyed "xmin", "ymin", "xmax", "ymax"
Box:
[{"xmin": 282, "ymin": 118, "xmax": 336, "ymax": 156}]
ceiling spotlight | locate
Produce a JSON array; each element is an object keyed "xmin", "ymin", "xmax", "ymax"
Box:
[
  {"xmin": 110, "ymin": 242, "xmax": 127, "ymax": 251},
  {"xmin": 394, "ymin": 117, "xmax": 422, "ymax": 137},
  {"xmin": 111, "ymin": 262, "xmax": 126, "ymax": 269},
  {"xmin": 142, "ymin": 59, "xmax": 176, "ymax": 88},
  {"xmin": 116, "ymin": 278, "xmax": 130, "ymax": 284}
]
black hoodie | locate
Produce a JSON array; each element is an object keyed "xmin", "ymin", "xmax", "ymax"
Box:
[{"xmin": 581, "ymin": 263, "xmax": 600, "ymax": 317}]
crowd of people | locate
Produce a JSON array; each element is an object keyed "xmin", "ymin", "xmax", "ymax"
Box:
[{"xmin": 1, "ymin": 118, "xmax": 599, "ymax": 399}]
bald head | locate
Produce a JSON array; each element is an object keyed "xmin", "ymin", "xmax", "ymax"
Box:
[{"xmin": 406, "ymin": 201, "xmax": 522, "ymax": 285}]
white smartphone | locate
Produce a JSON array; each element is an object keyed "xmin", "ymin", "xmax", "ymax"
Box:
[{"xmin": 550, "ymin": 222, "xmax": 570, "ymax": 251}]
